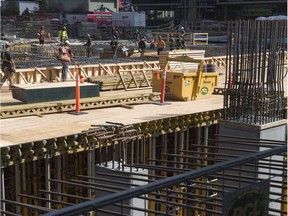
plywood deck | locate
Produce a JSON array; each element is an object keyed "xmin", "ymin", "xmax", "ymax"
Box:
[
  {"xmin": 0, "ymin": 69, "xmax": 229, "ymax": 147},
  {"xmin": 0, "ymin": 92, "xmax": 224, "ymax": 147}
]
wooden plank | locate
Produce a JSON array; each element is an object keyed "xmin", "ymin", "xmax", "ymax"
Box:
[
  {"xmin": 159, "ymin": 50, "xmax": 206, "ymax": 71},
  {"xmin": 80, "ymin": 67, "xmax": 88, "ymax": 78},
  {"xmin": 129, "ymin": 71, "xmax": 139, "ymax": 88},
  {"xmin": 35, "ymin": 68, "xmax": 51, "ymax": 82},
  {"xmin": 118, "ymin": 65, "xmax": 128, "ymax": 90},
  {"xmin": 67, "ymin": 69, "xmax": 75, "ymax": 80},
  {"xmin": 18, "ymin": 72, "xmax": 28, "ymax": 84},
  {"xmin": 99, "ymin": 64, "xmax": 113, "ymax": 76}
]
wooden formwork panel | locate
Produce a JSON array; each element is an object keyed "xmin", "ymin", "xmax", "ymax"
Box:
[{"xmin": 0, "ymin": 61, "xmax": 160, "ymax": 85}]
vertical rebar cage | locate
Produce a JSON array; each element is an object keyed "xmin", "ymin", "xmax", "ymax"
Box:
[{"xmin": 224, "ymin": 18, "xmax": 287, "ymax": 125}]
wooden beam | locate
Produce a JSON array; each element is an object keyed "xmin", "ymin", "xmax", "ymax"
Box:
[{"xmin": 35, "ymin": 67, "xmax": 51, "ymax": 82}]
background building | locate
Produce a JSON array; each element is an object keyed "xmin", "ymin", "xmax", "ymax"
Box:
[
  {"xmin": 132, "ymin": 0, "xmax": 287, "ymax": 24},
  {"xmin": 44, "ymin": 0, "xmax": 119, "ymax": 13}
]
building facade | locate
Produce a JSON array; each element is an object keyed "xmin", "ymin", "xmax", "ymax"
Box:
[
  {"xmin": 45, "ymin": 0, "xmax": 119, "ymax": 13},
  {"xmin": 132, "ymin": 0, "xmax": 287, "ymax": 23}
]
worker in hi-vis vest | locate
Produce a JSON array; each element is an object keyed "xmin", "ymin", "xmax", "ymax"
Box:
[
  {"xmin": 156, "ymin": 35, "xmax": 166, "ymax": 55},
  {"xmin": 58, "ymin": 26, "xmax": 68, "ymax": 44}
]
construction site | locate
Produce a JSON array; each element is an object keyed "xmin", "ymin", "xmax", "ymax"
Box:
[{"xmin": 0, "ymin": 17, "xmax": 287, "ymax": 216}]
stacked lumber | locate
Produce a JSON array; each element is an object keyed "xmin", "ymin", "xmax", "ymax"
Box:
[{"xmin": 159, "ymin": 50, "xmax": 206, "ymax": 70}]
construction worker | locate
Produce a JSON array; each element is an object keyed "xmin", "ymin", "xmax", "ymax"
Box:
[
  {"xmin": 37, "ymin": 26, "xmax": 45, "ymax": 45},
  {"xmin": 133, "ymin": 29, "xmax": 141, "ymax": 47},
  {"xmin": 85, "ymin": 34, "xmax": 92, "ymax": 58},
  {"xmin": 179, "ymin": 35, "xmax": 186, "ymax": 49},
  {"xmin": 58, "ymin": 26, "xmax": 68, "ymax": 44},
  {"xmin": 0, "ymin": 43, "xmax": 16, "ymax": 88},
  {"xmin": 150, "ymin": 38, "xmax": 155, "ymax": 49},
  {"xmin": 112, "ymin": 26, "xmax": 120, "ymax": 40},
  {"xmin": 180, "ymin": 26, "xmax": 185, "ymax": 37},
  {"xmin": 156, "ymin": 35, "xmax": 166, "ymax": 55},
  {"xmin": 138, "ymin": 36, "xmax": 146, "ymax": 56},
  {"xmin": 110, "ymin": 36, "xmax": 118, "ymax": 59},
  {"xmin": 169, "ymin": 34, "xmax": 176, "ymax": 51},
  {"xmin": 56, "ymin": 40, "xmax": 72, "ymax": 81}
]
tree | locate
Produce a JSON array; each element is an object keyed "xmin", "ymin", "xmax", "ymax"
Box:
[{"xmin": 1, "ymin": 0, "xmax": 20, "ymax": 16}]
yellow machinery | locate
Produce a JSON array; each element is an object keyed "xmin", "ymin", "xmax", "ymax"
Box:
[{"xmin": 152, "ymin": 56, "xmax": 218, "ymax": 101}]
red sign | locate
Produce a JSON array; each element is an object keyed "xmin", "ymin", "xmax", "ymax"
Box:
[{"xmin": 87, "ymin": 12, "xmax": 112, "ymax": 26}]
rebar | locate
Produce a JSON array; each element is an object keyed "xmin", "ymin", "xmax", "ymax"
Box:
[{"xmin": 224, "ymin": 18, "xmax": 287, "ymax": 124}]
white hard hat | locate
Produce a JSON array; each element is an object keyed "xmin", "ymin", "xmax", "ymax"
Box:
[
  {"xmin": 181, "ymin": 27, "xmax": 184, "ymax": 29},
  {"xmin": 64, "ymin": 40, "xmax": 70, "ymax": 45}
]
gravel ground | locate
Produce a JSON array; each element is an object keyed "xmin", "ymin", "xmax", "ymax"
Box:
[{"xmin": 12, "ymin": 38, "xmax": 227, "ymax": 69}]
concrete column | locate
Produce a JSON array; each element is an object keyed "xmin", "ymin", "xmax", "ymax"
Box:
[
  {"xmin": 218, "ymin": 120, "xmax": 287, "ymax": 156},
  {"xmin": 218, "ymin": 119, "xmax": 287, "ymax": 212}
]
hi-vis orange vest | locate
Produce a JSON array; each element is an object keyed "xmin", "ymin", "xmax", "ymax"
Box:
[{"xmin": 157, "ymin": 39, "xmax": 165, "ymax": 48}]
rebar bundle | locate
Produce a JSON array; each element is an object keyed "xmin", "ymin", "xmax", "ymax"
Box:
[{"xmin": 224, "ymin": 17, "xmax": 287, "ymax": 125}]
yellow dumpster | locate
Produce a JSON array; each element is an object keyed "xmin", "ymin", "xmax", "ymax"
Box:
[
  {"xmin": 165, "ymin": 71, "xmax": 197, "ymax": 101},
  {"xmin": 194, "ymin": 72, "xmax": 219, "ymax": 99},
  {"xmin": 152, "ymin": 56, "xmax": 219, "ymax": 101}
]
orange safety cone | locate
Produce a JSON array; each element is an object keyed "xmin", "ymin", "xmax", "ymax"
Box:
[
  {"xmin": 160, "ymin": 71, "xmax": 166, "ymax": 103},
  {"xmin": 75, "ymin": 72, "xmax": 80, "ymax": 113},
  {"xmin": 68, "ymin": 71, "xmax": 88, "ymax": 115}
]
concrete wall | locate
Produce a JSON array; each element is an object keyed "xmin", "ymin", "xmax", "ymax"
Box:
[{"xmin": 218, "ymin": 119, "xmax": 287, "ymax": 215}]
